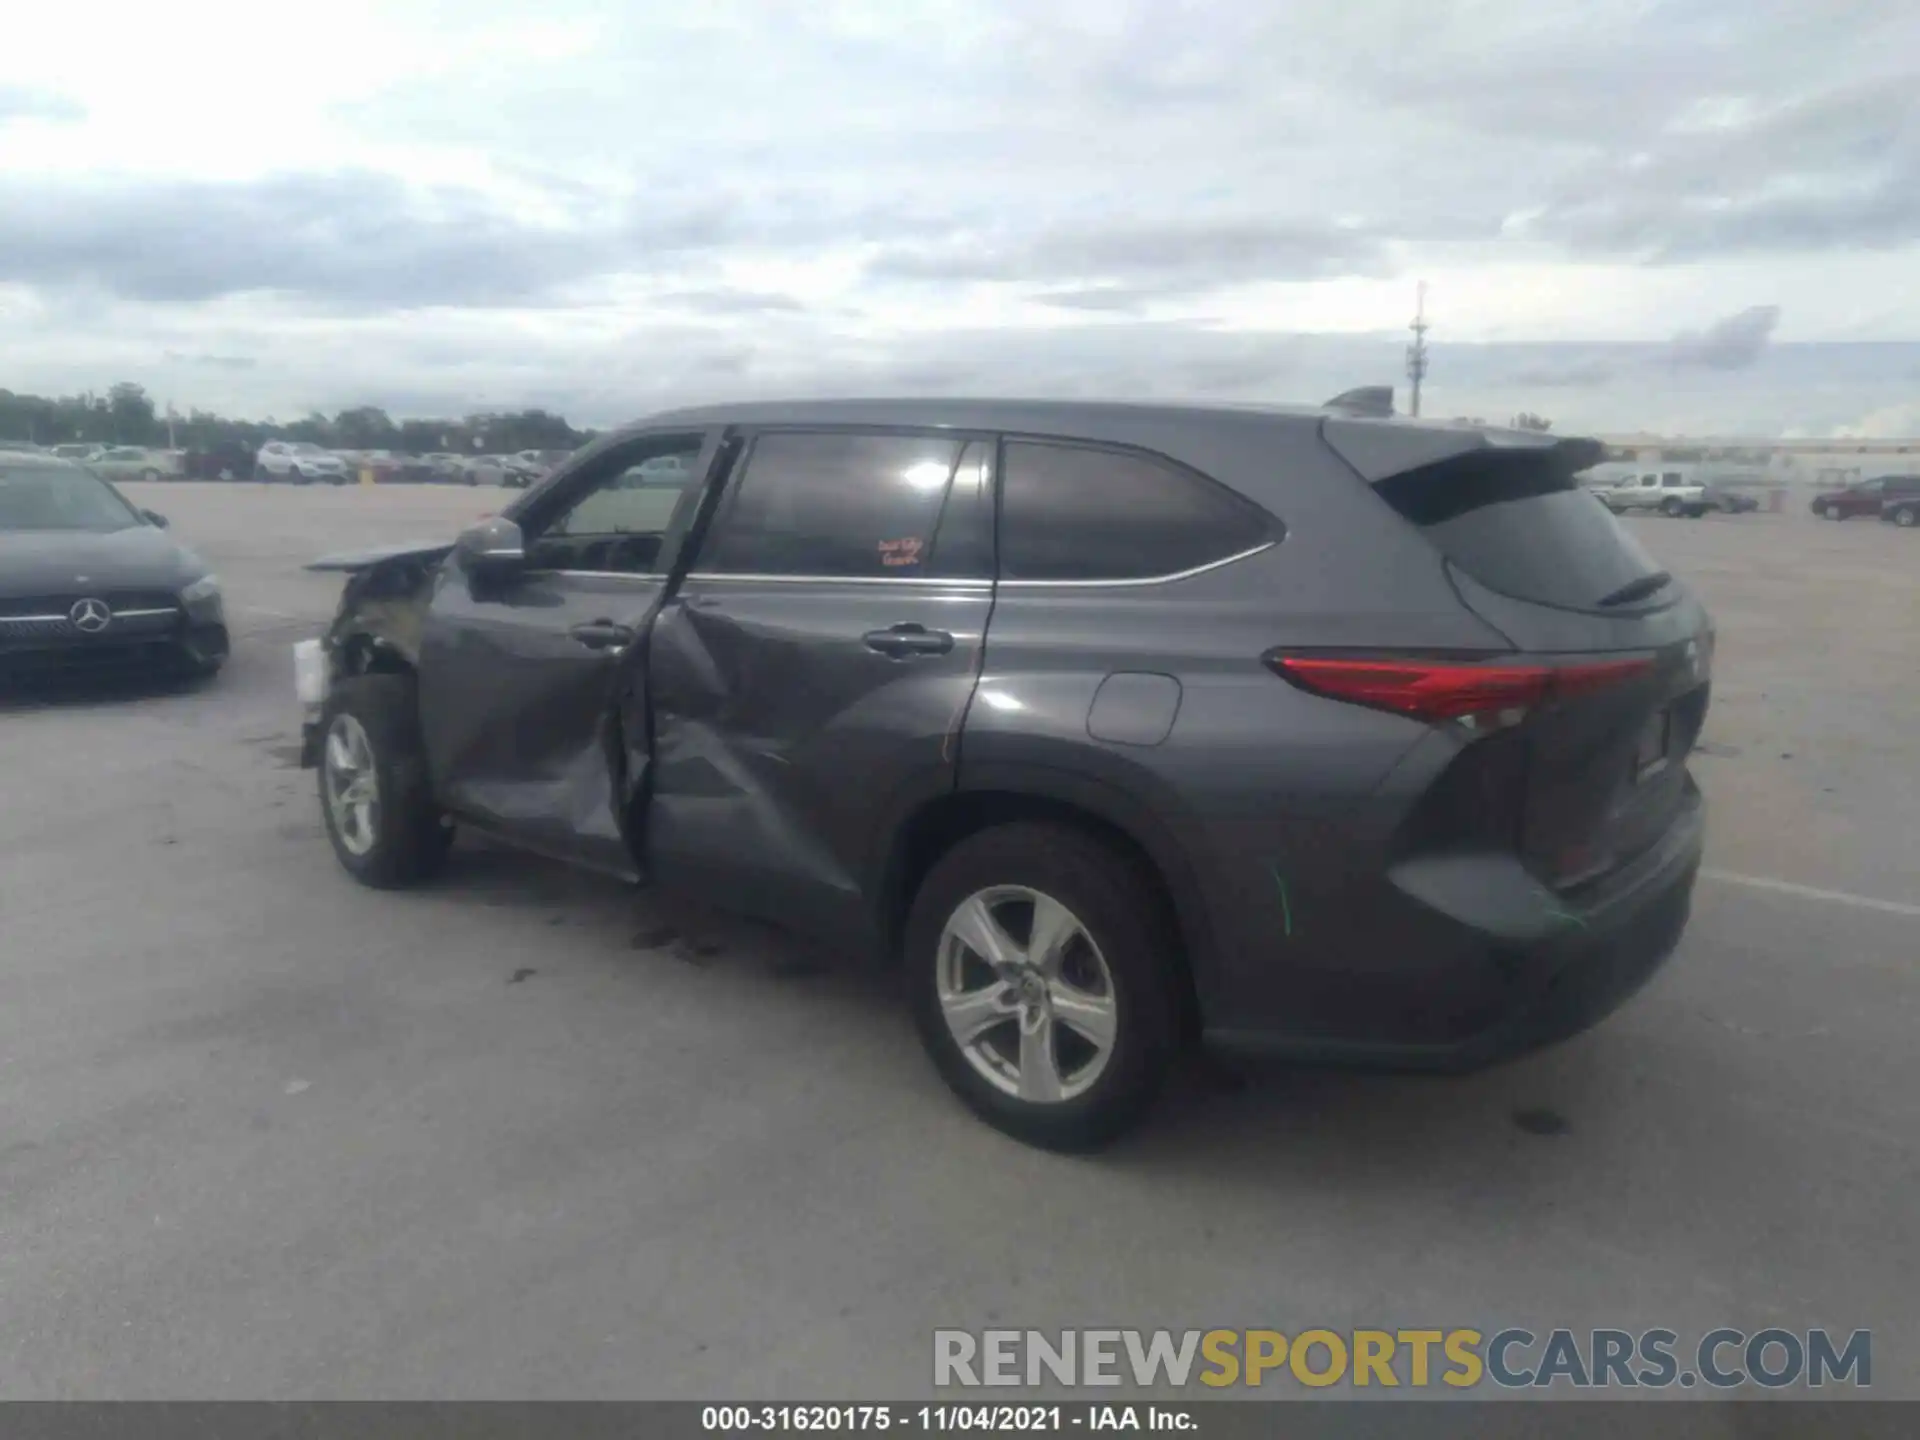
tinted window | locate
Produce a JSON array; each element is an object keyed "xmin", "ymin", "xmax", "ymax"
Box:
[
  {"xmin": 700, "ymin": 432, "xmax": 965, "ymax": 578},
  {"xmin": 922, "ymin": 440, "xmax": 994, "ymax": 579},
  {"xmin": 999, "ymin": 441, "xmax": 1271, "ymax": 581},
  {"xmin": 1372, "ymin": 450, "xmax": 1668, "ymax": 612},
  {"xmin": 0, "ymin": 464, "xmax": 142, "ymax": 532},
  {"xmin": 1662, "ymin": 473, "xmax": 1684, "ymax": 487},
  {"xmin": 533, "ymin": 436, "xmax": 705, "ymax": 574}
]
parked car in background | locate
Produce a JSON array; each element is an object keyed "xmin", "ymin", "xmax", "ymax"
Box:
[
  {"xmin": 1881, "ymin": 491, "xmax": 1920, "ymax": 528},
  {"xmin": 50, "ymin": 444, "xmax": 104, "ymax": 463},
  {"xmin": 1700, "ymin": 483, "xmax": 1760, "ymax": 514},
  {"xmin": 0, "ymin": 439, "xmax": 48, "ymax": 455},
  {"xmin": 460, "ymin": 455, "xmax": 520, "ymax": 487},
  {"xmin": 499, "ymin": 449, "xmax": 573, "ymax": 488},
  {"xmin": 0, "ymin": 453, "xmax": 227, "ymax": 681},
  {"xmin": 1813, "ymin": 474, "xmax": 1920, "ymax": 520},
  {"xmin": 183, "ymin": 440, "xmax": 259, "ymax": 480},
  {"xmin": 256, "ymin": 442, "xmax": 350, "ymax": 485},
  {"xmin": 294, "ymin": 398, "xmax": 1711, "ymax": 1149},
  {"xmin": 1601, "ymin": 469, "xmax": 1709, "ymax": 517},
  {"xmin": 89, "ymin": 446, "xmax": 185, "ymax": 483}
]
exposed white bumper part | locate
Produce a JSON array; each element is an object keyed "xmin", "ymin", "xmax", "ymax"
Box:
[{"xmin": 293, "ymin": 638, "xmax": 327, "ymax": 711}]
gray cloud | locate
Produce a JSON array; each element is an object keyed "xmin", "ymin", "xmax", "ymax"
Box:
[
  {"xmin": 1671, "ymin": 306, "xmax": 1783, "ymax": 370},
  {"xmin": 658, "ymin": 288, "xmax": 806, "ymax": 315},
  {"xmin": 0, "ymin": 86, "xmax": 84, "ymax": 125},
  {"xmin": 0, "ymin": 171, "xmax": 746, "ymax": 309},
  {"xmin": 162, "ymin": 351, "xmax": 259, "ymax": 370},
  {"xmin": 1032, "ymin": 286, "xmax": 1170, "ymax": 313},
  {"xmin": 1525, "ymin": 68, "xmax": 1920, "ymax": 259},
  {"xmin": 869, "ymin": 219, "xmax": 1387, "ymax": 291},
  {"xmin": 1509, "ymin": 360, "xmax": 1618, "ymax": 389}
]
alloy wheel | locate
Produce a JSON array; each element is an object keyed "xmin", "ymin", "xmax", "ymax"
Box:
[
  {"xmin": 323, "ymin": 713, "xmax": 382, "ymax": 857},
  {"xmin": 935, "ymin": 885, "xmax": 1118, "ymax": 1104}
]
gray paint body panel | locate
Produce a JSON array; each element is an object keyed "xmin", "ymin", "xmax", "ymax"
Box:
[
  {"xmin": 1086, "ymin": 673, "xmax": 1182, "ymax": 746},
  {"xmin": 312, "ymin": 397, "xmax": 1708, "ymax": 1064}
]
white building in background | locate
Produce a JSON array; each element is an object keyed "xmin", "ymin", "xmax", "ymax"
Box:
[{"xmin": 1594, "ymin": 435, "xmax": 1920, "ymax": 489}]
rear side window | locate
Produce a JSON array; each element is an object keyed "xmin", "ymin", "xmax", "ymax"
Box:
[
  {"xmin": 999, "ymin": 441, "xmax": 1271, "ymax": 581},
  {"xmin": 1372, "ymin": 451, "xmax": 1668, "ymax": 612},
  {"xmin": 700, "ymin": 432, "xmax": 967, "ymax": 578}
]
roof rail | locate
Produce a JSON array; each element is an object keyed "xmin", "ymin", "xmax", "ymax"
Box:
[{"xmin": 1323, "ymin": 386, "xmax": 1396, "ymax": 418}]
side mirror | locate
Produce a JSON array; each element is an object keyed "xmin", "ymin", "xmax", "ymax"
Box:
[
  {"xmin": 142, "ymin": 509, "xmax": 169, "ymax": 528},
  {"xmin": 454, "ymin": 515, "xmax": 526, "ymax": 583}
]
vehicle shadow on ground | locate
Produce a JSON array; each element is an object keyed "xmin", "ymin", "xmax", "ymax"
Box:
[
  {"xmin": 425, "ymin": 836, "xmax": 1662, "ymax": 1181},
  {"xmin": 0, "ymin": 670, "xmax": 217, "ymax": 714}
]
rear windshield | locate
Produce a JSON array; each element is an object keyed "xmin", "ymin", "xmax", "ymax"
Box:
[{"xmin": 1372, "ymin": 450, "xmax": 1668, "ymax": 611}]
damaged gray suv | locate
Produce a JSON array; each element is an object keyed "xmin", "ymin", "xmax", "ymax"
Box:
[{"xmin": 296, "ymin": 396, "xmax": 1711, "ymax": 1150}]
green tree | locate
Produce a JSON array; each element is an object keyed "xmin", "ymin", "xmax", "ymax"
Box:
[
  {"xmin": 333, "ymin": 406, "xmax": 399, "ymax": 450},
  {"xmin": 1512, "ymin": 412, "xmax": 1553, "ymax": 432},
  {"xmin": 108, "ymin": 382, "xmax": 159, "ymax": 444}
]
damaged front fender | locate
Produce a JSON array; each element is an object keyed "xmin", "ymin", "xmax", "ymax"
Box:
[{"xmin": 298, "ymin": 542, "xmax": 452, "ymax": 767}]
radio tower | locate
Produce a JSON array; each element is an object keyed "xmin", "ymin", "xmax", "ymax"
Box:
[{"xmin": 1406, "ymin": 282, "xmax": 1431, "ymax": 418}]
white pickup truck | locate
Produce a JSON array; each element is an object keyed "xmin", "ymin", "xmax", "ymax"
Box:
[{"xmin": 1596, "ymin": 468, "xmax": 1710, "ymax": 518}]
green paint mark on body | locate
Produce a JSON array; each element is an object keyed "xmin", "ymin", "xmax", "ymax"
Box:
[{"xmin": 1271, "ymin": 868, "xmax": 1294, "ymax": 937}]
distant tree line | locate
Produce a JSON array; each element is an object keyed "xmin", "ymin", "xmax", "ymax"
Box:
[{"xmin": 0, "ymin": 382, "xmax": 601, "ymax": 456}]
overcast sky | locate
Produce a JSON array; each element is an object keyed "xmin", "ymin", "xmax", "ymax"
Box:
[{"xmin": 3, "ymin": 0, "xmax": 1918, "ymax": 435}]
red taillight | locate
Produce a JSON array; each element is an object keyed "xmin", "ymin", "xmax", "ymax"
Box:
[{"xmin": 1267, "ymin": 655, "xmax": 1653, "ymax": 728}]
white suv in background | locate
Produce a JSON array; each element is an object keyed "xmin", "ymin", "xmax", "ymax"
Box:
[{"xmin": 256, "ymin": 442, "xmax": 350, "ymax": 485}]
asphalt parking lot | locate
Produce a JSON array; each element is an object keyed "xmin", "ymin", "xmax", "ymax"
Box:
[{"xmin": 3, "ymin": 482, "xmax": 1915, "ymax": 1400}]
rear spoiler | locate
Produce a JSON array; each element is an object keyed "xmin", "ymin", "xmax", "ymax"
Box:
[
  {"xmin": 1322, "ymin": 386, "xmax": 1396, "ymax": 418},
  {"xmin": 1322, "ymin": 414, "xmax": 1606, "ymax": 484}
]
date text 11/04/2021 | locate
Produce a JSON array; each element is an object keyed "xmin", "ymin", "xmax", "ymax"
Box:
[{"xmin": 702, "ymin": 1406, "xmax": 1191, "ymax": 1432}]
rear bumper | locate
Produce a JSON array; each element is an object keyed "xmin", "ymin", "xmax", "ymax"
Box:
[{"xmin": 1205, "ymin": 786, "xmax": 1704, "ymax": 1070}]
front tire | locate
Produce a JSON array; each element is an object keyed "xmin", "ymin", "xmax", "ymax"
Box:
[
  {"xmin": 141, "ymin": 467, "xmax": 160, "ymax": 483},
  {"xmin": 318, "ymin": 673, "xmax": 454, "ymax": 888},
  {"xmin": 906, "ymin": 823, "xmax": 1181, "ymax": 1152}
]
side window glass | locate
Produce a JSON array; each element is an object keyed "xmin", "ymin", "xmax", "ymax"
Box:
[
  {"xmin": 999, "ymin": 441, "xmax": 1271, "ymax": 582},
  {"xmin": 699, "ymin": 432, "xmax": 964, "ymax": 578},
  {"xmin": 531, "ymin": 435, "xmax": 705, "ymax": 575},
  {"xmin": 923, "ymin": 440, "xmax": 994, "ymax": 579}
]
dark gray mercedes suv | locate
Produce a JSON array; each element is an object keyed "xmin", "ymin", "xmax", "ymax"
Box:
[{"xmin": 296, "ymin": 396, "xmax": 1710, "ymax": 1149}]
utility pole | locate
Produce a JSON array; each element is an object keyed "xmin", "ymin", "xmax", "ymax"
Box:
[{"xmin": 1406, "ymin": 282, "xmax": 1430, "ymax": 419}]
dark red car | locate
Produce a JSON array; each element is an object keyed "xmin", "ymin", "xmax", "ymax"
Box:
[{"xmin": 1812, "ymin": 474, "xmax": 1920, "ymax": 519}]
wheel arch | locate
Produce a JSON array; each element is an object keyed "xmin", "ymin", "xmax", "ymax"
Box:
[{"xmin": 878, "ymin": 768, "xmax": 1215, "ymax": 1043}]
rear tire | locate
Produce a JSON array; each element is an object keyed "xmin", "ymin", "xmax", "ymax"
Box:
[
  {"xmin": 1661, "ymin": 497, "xmax": 1685, "ymax": 517},
  {"xmin": 1894, "ymin": 505, "xmax": 1918, "ymax": 528},
  {"xmin": 905, "ymin": 822, "xmax": 1181, "ymax": 1152},
  {"xmin": 318, "ymin": 673, "xmax": 454, "ymax": 889},
  {"xmin": 141, "ymin": 467, "xmax": 160, "ymax": 483}
]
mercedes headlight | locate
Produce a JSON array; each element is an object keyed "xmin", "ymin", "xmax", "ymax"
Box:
[{"xmin": 180, "ymin": 573, "xmax": 223, "ymax": 605}]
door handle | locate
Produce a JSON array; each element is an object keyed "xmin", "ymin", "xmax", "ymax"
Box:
[
  {"xmin": 570, "ymin": 619, "xmax": 635, "ymax": 651},
  {"xmin": 863, "ymin": 623, "xmax": 955, "ymax": 657}
]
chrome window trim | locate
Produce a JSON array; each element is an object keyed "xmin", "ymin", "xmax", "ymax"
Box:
[
  {"xmin": 678, "ymin": 540, "xmax": 1273, "ymax": 590},
  {"xmin": 998, "ymin": 541, "xmax": 1276, "ymax": 588},
  {"xmin": 542, "ymin": 569, "xmax": 669, "ymax": 582},
  {"xmin": 682, "ymin": 571, "xmax": 994, "ymax": 589}
]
